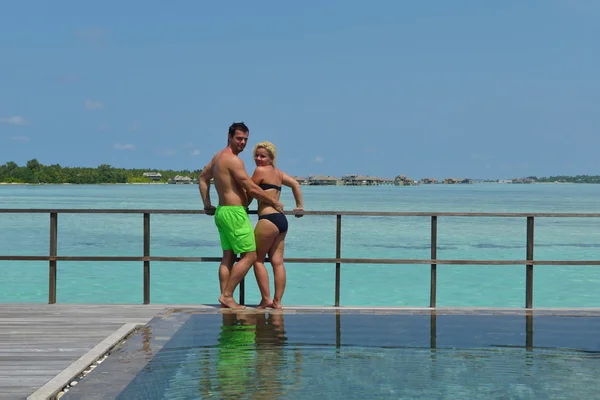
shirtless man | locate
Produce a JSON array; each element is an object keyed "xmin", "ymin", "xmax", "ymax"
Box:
[{"xmin": 199, "ymin": 122, "xmax": 284, "ymax": 309}]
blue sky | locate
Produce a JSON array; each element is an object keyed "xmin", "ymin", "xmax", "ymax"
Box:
[{"xmin": 1, "ymin": 1, "xmax": 599, "ymax": 179}]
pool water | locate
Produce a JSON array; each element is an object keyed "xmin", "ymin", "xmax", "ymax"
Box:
[{"xmin": 62, "ymin": 310, "xmax": 600, "ymax": 399}]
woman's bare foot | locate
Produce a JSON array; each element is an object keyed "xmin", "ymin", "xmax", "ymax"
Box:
[
  {"xmin": 218, "ymin": 295, "xmax": 246, "ymax": 310},
  {"xmin": 272, "ymin": 301, "xmax": 283, "ymax": 309},
  {"xmin": 257, "ymin": 298, "xmax": 274, "ymax": 309}
]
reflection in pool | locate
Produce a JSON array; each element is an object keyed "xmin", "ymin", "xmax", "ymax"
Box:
[{"xmin": 63, "ymin": 310, "xmax": 600, "ymax": 399}]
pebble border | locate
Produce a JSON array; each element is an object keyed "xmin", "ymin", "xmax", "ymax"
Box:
[{"xmin": 27, "ymin": 323, "xmax": 142, "ymax": 400}]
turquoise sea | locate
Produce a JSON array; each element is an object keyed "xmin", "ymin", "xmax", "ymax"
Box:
[{"xmin": 1, "ymin": 183, "xmax": 600, "ymax": 307}]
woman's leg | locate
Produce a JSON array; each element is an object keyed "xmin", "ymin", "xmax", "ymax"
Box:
[
  {"xmin": 269, "ymin": 232, "xmax": 287, "ymax": 309},
  {"xmin": 254, "ymin": 219, "xmax": 279, "ymax": 308}
]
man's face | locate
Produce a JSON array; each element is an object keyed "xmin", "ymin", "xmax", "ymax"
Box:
[{"xmin": 229, "ymin": 130, "xmax": 249, "ymax": 154}]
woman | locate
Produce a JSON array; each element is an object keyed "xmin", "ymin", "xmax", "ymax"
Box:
[{"xmin": 248, "ymin": 141, "xmax": 304, "ymax": 309}]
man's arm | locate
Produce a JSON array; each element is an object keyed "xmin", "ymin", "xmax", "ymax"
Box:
[
  {"xmin": 245, "ymin": 166, "xmax": 266, "ymax": 208},
  {"xmin": 230, "ymin": 158, "xmax": 283, "ymax": 213},
  {"xmin": 198, "ymin": 157, "xmax": 216, "ymax": 214},
  {"xmin": 282, "ymin": 171, "xmax": 304, "ymax": 217}
]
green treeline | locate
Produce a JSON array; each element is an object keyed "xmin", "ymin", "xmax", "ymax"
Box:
[
  {"xmin": 0, "ymin": 159, "xmax": 201, "ymax": 184},
  {"xmin": 533, "ymin": 175, "xmax": 600, "ymax": 184}
]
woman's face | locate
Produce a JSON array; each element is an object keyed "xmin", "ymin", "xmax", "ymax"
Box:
[{"xmin": 254, "ymin": 147, "xmax": 273, "ymax": 167}]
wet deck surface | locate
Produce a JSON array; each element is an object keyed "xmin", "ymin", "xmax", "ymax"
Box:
[
  {"xmin": 3, "ymin": 304, "xmax": 600, "ymax": 400},
  {"xmin": 0, "ymin": 304, "xmax": 201, "ymax": 400}
]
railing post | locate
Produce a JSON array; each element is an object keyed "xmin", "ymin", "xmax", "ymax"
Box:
[
  {"xmin": 335, "ymin": 214, "xmax": 342, "ymax": 307},
  {"xmin": 430, "ymin": 215, "xmax": 437, "ymax": 308},
  {"xmin": 335, "ymin": 310, "xmax": 341, "ymax": 349},
  {"xmin": 430, "ymin": 313, "xmax": 437, "ymax": 349},
  {"xmin": 239, "ymin": 277, "xmax": 245, "ymax": 306},
  {"xmin": 525, "ymin": 216, "xmax": 534, "ymax": 309},
  {"xmin": 525, "ymin": 312, "xmax": 533, "ymax": 349},
  {"xmin": 143, "ymin": 213, "xmax": 150, "ymax": 304},
  {"xmin": 49, "ymin": 212, "xmax": 58, "ymax": 304}
]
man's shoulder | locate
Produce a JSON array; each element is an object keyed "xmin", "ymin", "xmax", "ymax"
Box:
[{"xmin": 218, "ymin": 151, "xmax": 244, "ymax": 169}]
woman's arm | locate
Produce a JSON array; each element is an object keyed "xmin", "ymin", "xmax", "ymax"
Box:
[{"xmin": 281, "ymin": 171, "xmax": 304, "ymax": 217}]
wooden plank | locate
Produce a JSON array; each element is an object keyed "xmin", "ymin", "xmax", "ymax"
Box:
[{"xmin": 0, "ymin": 304, "xmax": 170, "ymax": 400}]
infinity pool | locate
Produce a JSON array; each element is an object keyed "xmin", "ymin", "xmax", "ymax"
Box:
[{"xmin": 62, "ymin": 310, "xmax": 600, "ymax": 399}]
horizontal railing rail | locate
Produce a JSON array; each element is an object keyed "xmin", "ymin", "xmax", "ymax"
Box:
[
  {"xmin": 2, "ymin": 208, "xmax": 600, "ymax": 308},
  {"xmin": 3, "ymin": 208, "xmax": 600, "ymax": 217}
]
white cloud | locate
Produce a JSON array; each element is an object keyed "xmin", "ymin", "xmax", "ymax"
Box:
[
  {"xmin": 314, "ymin": 156, "xmax": 324, "ymax": 163},
  {"xmin": 114, "ymin": 143, "xmax": 135, "ymax": 150},
  {"xmin": 191, "ymin": 149, "xmax": 201, "ymax": 156},
  {"xmin": 10, "ymin": 135, "xmax": 30, "ymax": 142},
  {"xmin": 0, "ymin": 116, "xmax": 29, "ymax": 125},
  {"xmin": 85, "ymin": 99, "xmax": 104, "ymax": 110},
  {"xmin": 162, "ymin": 149, "xmax": 176, "ymax": 156}
]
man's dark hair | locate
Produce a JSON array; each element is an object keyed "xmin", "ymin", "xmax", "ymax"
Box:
[{"xmin": 228, "ymin": 122, "xmax": 249, "ymax": 137}]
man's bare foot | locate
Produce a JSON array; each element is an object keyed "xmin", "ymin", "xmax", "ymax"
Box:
[
  {"xmin": 257, "ymin": 299, "xmax": 274, "ymax": 309},
  {"xmin": 218, "ymin": 295, "xmax": 246, "ymax": 310},
  {"xmin": 272, "ymin": 301, "xmax": 283, "ymax": 309}
]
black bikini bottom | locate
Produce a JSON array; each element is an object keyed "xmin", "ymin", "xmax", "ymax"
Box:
[{"xmin": 258, "ymin": 213, "xmax": 288, "ymax": 234}]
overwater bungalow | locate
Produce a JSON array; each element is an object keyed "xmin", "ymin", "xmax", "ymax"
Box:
[
  {"xmin": 442, "ymin": 178, "xmax": 472, "ymax": 184},
  {"xmin": 293, "ymin": 176, "xmax": 309, "ymax": 185},
  {"xmin": 142, "ymin": 172, "xmax": 162, "ymax": 181},
  {"xmin": 308, "ymin": 175, "xmax": 342, "ymax": 186},
  {"xmin": 168, "ymin": 175, "xmax": 195, "ymax": 184},
  {"xmin": 394, "ymin": 174, "xmax": 419, "ymax": 186},
  {"xmin": 342, "ymin": 174, "xmax": 388, "ymax": 185}
]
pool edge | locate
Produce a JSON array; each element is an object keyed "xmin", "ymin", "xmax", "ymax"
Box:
[{"xmin": 27, "ymin": 322, "xmax": 142, "ymax": 400}]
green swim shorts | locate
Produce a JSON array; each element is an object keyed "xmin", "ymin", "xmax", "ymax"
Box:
[{"xmin": 214, "ymin": 205, "xmax": 256, "ymax": 254}]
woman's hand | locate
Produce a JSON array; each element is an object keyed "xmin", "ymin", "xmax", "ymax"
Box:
[{"xmin": 292, "ymin": 207, "xmax": 304, "ymax": 218}]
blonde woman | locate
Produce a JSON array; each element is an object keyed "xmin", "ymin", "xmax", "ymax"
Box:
[{"xmin": 247, "ymin": 141, "xmax": 304, "ymax": 309}]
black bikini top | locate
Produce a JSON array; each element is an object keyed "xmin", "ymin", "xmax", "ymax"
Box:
[{"xmin": 259, "ymin": 182, "xmax": 282, "ymax": 191}]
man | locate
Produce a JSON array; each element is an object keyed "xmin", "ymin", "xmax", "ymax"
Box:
[{"xmin": 199, "ymin": 122, "xmax": 284, "ymax": 309}]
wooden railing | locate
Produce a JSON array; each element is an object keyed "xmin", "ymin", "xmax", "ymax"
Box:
[{"xmin": 2, "ymin": 209, "xmax": 600, "ymax": 308}]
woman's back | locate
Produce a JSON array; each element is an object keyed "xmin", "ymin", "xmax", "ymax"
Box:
[{"xmin": 254, "ymin": 166, "xmax": 283, "ymax": 215}]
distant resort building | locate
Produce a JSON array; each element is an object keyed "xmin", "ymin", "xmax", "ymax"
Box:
[
  {"xmin": 512, "ymin": 177, "xmax": 535, "ymax": 184},
  {"xmin": 307, "ymin": 175, "xmax": 342, "ymax": 186},
  {"xmin": 342, "ymin": 174, "xmax": 394, "ymax": 186},
  {"xmin": 394, "ymin": 174, "xmax": 418, "ymax": 186},
  {"xmin": 143, "ymin": 172, "xmax": 162, "ymax": 181},
  {"xmin": 442, "ymin": 178, "xmax": 472, "ymax": 184},
  {"xmin": 293, "ymin": 176, "xmax": 309, "ymax": 185},
  {"xmin": 419, "ymin": 177, "xmax": 439, "ymax": 184},
  {"xmin": 168, "ymin": 175, "xmax": 196, "ymax": 184}
]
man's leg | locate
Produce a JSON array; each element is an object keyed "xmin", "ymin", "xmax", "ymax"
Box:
[
  {"xmin": 218, "ymin": 251, "xmax": 257, "ymax": 309},
  {"xmin": 219, "ymin": 250, "xmax": 236, "ymax": 296}
]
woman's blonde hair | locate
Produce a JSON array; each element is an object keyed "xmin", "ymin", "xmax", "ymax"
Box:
[{"xmin": 253, "ymin": 141, "xmax": 277, "ymax": 167}]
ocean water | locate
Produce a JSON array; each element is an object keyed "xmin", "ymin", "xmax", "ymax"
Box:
[{"xmin": 1, "ymin": 183, "xmax": 600, "ymax": 307}]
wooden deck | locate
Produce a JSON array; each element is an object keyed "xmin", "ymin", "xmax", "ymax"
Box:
[{"xmin": 0, "ymin": 304, "xmax": 217, "ymax": 400}]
